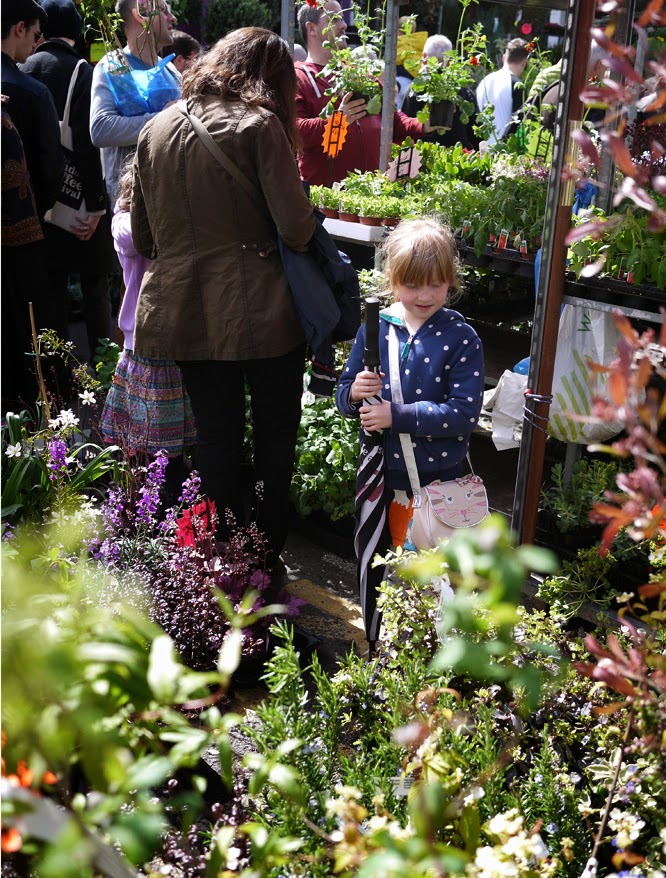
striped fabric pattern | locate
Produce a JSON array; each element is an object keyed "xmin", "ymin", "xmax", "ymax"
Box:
[{"xmin": 101, "ymin": 350, "xmax": 196, "ymax": 457}]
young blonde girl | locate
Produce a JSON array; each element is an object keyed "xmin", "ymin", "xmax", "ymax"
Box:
[
  {"xmin": 101, "ymin": 161, "xmax": 196, "ymax": 495},
  {"xmin": 336, "ymin": 218, "xmax": 485, "ymax": 547}
]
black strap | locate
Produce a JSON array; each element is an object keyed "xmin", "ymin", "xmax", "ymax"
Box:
[{"xmin": 176, "ymin": 100, "xmax": 264, "ymax": 209}]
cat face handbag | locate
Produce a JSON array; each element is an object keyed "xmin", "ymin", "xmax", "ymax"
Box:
[
  {"xmin": 387, "ymin": 323, "xmax": 489, "ymax": 551},
  {"xmin": 409, "ymin": 473, "xmax": 489, "ymax": 550}
]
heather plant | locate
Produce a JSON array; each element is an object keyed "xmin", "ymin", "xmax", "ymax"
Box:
[{"xmin": 149, "ymin": 509, "xmax": 304, "ymax": 672}]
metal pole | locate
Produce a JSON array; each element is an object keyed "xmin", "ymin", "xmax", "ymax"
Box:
[
  {"xmin": 511, "ymin": 0, "xmax": 597, "ymax": 545},
  {"xmin": 379, "ymin": 0, "xmax": 399, "ymax": 173},
  {"xmin": 281, "ymin": 0, "xmax": 295, "ymax": 53}
]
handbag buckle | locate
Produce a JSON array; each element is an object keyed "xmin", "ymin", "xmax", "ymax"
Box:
[{"xmin": 412, "ymin": 493, "xmax": 422, "ymax": 510}]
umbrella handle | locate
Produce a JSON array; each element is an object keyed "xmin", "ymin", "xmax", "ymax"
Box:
[{"xmin": 364, "ymin": 297, "xmax": 380, "ymax": 371}]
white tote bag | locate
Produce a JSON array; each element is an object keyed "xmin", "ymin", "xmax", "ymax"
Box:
[
  {"xmin": 549, "ymin": 304, "xmax": 624, "ymax": 444},
  {"xmin": 44, "ymin": 59, "xmax": 92, "ymax": 233}
]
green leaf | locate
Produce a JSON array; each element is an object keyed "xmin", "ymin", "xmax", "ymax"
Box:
[
  {"xmin": 147, "ymin": 635, "xmax": 180, "ymax": 702},
  {"xmin": 459, "ymin": 805, "xmax": 480, "ymax": 852},
  {"xmin": 268, "ymin": 763, "xmax": 306, "ymax": 806},
  {"xmin": 123, "ymin": 755, "xmax": 172, "ymax": 791},
  {"xmin": 217, "ymin": 628, "xmax": 242, "ymax": 680}
]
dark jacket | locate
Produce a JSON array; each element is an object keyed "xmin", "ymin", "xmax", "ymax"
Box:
[
  {"xmin": 336, "ymin": 304, "xmax": 485, "ymax": 491},
  {"xmin": 1, "ymin": 51, "xmax": 62, "ymax": 217},
  {"xmin": 131, "ymin": 95, "xmax": 316, "ymax": 361},
  {"xmin": 20, "ymin": 40, "xmax": 116, "ymax": 274}
]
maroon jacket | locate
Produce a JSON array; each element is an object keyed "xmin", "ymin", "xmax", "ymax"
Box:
[{"xmin": 295, "ymin": 61, "xmax": 425, "ymax": 186}]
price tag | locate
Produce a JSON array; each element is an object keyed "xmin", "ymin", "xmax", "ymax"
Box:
[
  {"xmin": 389, "ymin": 774, "xmax": 415, "ymax": 798},
  {"xmin": 387, "ymin": 147, "xmax": 421, "ymax": 182}
]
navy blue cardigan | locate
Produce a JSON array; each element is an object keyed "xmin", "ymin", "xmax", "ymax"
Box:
[{"xmin": 336, "ymin": 304, "xmax": 485, "ymax": 492}]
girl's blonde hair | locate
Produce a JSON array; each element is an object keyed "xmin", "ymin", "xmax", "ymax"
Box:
[
  {"xmin": 115, "ymin": 154, "xmax": 136, "ymax": 213},
  {"xmin": 382, "ymin": 218, "xmax": 462, "ymax": 300}
]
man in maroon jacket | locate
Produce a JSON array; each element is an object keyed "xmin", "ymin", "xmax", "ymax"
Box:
[{"xmin": 295, "ymin": 0, "xmax": 427, "ymax": 185}]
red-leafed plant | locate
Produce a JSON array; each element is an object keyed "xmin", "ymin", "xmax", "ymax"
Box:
[
  {"xmin": 570, "ymin": 300, "xmax": 665, "ymax": 872},
  {"xmin": 565, "ymin": 0, "xmax": 666, "ymax": 268},
  {"xmin": 587, "ymin": 310, "xmax": 666, "ymax": 553}
]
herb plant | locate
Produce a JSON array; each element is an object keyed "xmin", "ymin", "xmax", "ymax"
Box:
[{"xmin": 290, "ymin": 397, "xmax": 358, "ymax": 521}]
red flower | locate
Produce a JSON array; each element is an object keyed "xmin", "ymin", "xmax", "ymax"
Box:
[
  {"xmin": 470, "ymin": 56, "xmax": 479, "ymax": 66},
  {"xmin": 526, "ymin": 42, "xmax": 535, "ymax": 52},
  {"xmin": 1, "ymin": 827, "xmax": 22, "ymax": 853},
  {"xmin": 305, "ymin": 0, "xmax": 318, "ymax": 6},
  {"xmin": 176, "ymin": 499, "xmax": 218, "ymax": 548}
]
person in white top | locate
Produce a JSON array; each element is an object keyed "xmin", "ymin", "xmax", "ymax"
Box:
[{"xmin": 476, "ymin": 37, "xmax": 529, "ymax": 143}]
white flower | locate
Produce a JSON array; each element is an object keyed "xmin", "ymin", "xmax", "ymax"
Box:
[
  {"xmin": 48, "ymin": 417, "xmax": 61, "ymax": 429},
  {"xmin": 579, "ymin": 856, "xmax": 597, "ymax": 878},
  {"xmin": 660, "ymin": 826, "xmax": 666, "ymax": 853},
  {"xmin": 463, "ymin": 786, "xmax": 485, "ymax": 807},
  {"xmin": 226, "ymin": 846, "xmax": 242, "ymax": 870},
  {"xmin": 4, "ymin": 443, "xmax": 22, "ymax": 458},
  {"xmin": 79, "ymin": 390, "xmax": 96, "ymax": 406},
  {"xmin": 58, "ymin": 409, "xmax": 79, "ymax": 427},
  {"xmin": 608, "ymin": 809, "xmax": 645, "ymax": 849},
  {"xmin": 487, "ymin": 809, "xmax": 524, "ymax": 843}
]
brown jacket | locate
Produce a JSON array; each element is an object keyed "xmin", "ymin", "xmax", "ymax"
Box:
[{"xmin": 131, "ymin": 95, "xmax": 316, "ymax": 360}]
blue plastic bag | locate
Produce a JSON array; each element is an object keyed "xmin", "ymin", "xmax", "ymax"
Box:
[{"xmin": 105, "ymin": 54, "xmax": 179, "ymax": 117}]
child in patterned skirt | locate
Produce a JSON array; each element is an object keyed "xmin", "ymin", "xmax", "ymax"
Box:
[{"xmin": 101, "ymin": 160, "xmax": 196, "ymax": 494}]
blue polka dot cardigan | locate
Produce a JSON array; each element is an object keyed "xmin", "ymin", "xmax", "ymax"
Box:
[{"xmin": 335, "ymin": 304, "xmax": 486, "ymax": 492}]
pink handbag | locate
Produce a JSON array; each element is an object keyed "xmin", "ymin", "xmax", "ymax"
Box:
[{"xmin": 409, "ymin": 473, "xmax": 489, "ymax": 550}]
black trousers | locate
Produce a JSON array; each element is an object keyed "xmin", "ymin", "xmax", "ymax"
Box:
[
  {"xmin": 178, "ymin": 345, "xmax": 306, "ymax": 566},
  {"xmin": 50, "ymin": 271, "xmax": 112, "ymax": 362}
]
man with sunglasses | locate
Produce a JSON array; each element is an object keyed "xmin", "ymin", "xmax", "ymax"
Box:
[{"xmin": 1, "ymin": 0, "xmax": 63, "ymax": 217}]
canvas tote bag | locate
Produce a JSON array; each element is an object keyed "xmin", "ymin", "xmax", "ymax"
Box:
[{"xmin": 44, "ymin": 59, "xmax": 93, "ymax": 233}]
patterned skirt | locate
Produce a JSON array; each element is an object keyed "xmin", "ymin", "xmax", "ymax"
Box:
[{"xmin": 101, "ymin": 350, "xmax": 197, "ymax": 457}]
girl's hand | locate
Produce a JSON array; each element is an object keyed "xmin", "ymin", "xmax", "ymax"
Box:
[
  {"xmin": 350, "ymin": 369, "xmax": 383, "ymax": 402},
  {"xmin": 360, "ymin": 399, "xmax": 392, "ymax": 431}
]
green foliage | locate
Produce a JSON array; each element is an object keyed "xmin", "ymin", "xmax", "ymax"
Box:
[
  {"xmin": 93, "ymin": 337, "xmax": 122, "ymax": 393},
  {"xmin": 290, "ymin": 397, "xmax": 358, "ymax": 521},
  {"xmin": 538, "ymin": 544, "xmax": 620, "ymax": 619},
  {"xmin": 205, "ymin": 0, "xmax": 277, "ymax": 44},
  {"xmin": 311, "ymin": 143, "xmax": 549, "ymax": 253},
  {"xmin": 1, "ymin": 534, "xmax": 240, "ymax": 872},
  {"xmin": 541, "ymin": 458, "xmax": 623, "ymax": 535},
  {"xmin": 409, "ymin": 20, "xmax": 488, "ymax": 126},
  {"xmin": 568, "ymin": 200, "xmax": 666, "ymax": 288},
  {"xmin": 1, "ymin": 409, "xmax": 120, "ymax": 525}
]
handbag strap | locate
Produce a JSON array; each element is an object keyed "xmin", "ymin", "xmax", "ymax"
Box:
[
  {"xmin": 387, "ymin": 323, "xmax": 475, "ymax": 509},
  {"xmin": 61, "ymin": 59, "xmax": 87, "ymax": 133},
  {"xmin": 176, "ymin": 100, "xmax": 264, "ymax": 210}
]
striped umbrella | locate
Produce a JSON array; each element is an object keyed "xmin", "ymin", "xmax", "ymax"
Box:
[{"xmin": 354, "ymin": 297, "xmax": 392, "ymax": 649}]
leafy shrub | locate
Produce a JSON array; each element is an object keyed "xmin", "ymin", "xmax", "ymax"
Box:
[
  {"xmin": 290, "ymin": 397, "xmax": 358, "ymax": 521},
  {"xmin": 93, "ymin": 336, "xmax": 122, "ymax": 393},
  {"xmin": 205, "ymin": 0, "xmax": 277, "ymax": 44}
]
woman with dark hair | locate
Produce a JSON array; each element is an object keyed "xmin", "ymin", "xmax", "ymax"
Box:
[{"xmin": 130, "ymin": 27, "xmax": 315, "ymax": 578}]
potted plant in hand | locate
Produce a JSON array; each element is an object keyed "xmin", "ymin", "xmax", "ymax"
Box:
[
  {"xmin": 318, "ymin": 2, "xmax": 385, "ymax": 118},
  {"xmin": 320, "ymin": 47, "xmax": 384, "ymax": 117},
  {"xmin": 408, "ymin": 2, "xmax": 487, "ymax": 128}
]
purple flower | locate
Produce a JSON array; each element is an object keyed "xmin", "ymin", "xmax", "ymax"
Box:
[
  {"xmin": 179, "ymin": 471, "xmax": 202, "ymax": 506},
  {"xmin": 47, "ymin": 438, "xmax": 68, "ymax": 480}
]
